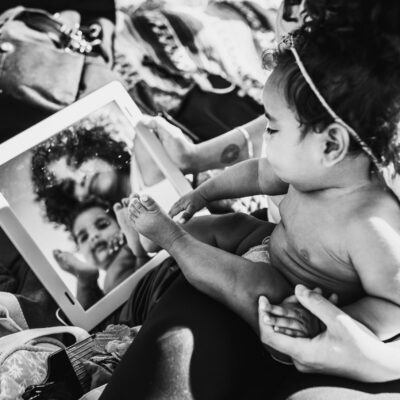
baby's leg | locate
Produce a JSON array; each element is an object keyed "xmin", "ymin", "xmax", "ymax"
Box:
[
  {"xmin": 183, "ymin": 212, "xmax": 276, "ymax": 256},
  {"xmin": 128, "ymin": 194, "xmax": 276, "ymax": 255},
  {"xmin": 128, "ymin": 194, "xmax": 292, "ymax": 331}
]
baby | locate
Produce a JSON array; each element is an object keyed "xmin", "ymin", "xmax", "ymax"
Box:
[
  {"xmin": 54, "ymin": 198, "xmax": 147, "ymax": 308},
  {"xmin": 117, "ymin": 13, "xmax": 400, "ymax": 343}
]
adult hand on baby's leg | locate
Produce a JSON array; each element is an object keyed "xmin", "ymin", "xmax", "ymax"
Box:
[
  {"xmin": 258, "ymin": 289, "xmax": 336, "ymax": 365},
  {"xmin": 53, "ymin": 249, "xmax": 99, "ymax": 283},
  {"xmin": 258, "ymin": 285, "xmax": 389, "ymax": 381},
  {"xmin": 260, "ymin": 289, "xmax": 338, "ymax": 338},
  {"xmin": 260, "ymin": 293, "xmax": 325, "ymax": 338}
]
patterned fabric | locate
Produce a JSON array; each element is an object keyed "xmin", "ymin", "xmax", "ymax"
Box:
[
  {"xmin": 242, "ymin": 236, "xmax": 271, "ymax": 263},
  {"xmin": 113, "ymin": 11, "xmax": 193, "ymax": 115},
  {"xmin": 113, "ymin": 1, "xmax": 275, "ymax": 115},
  {"xmin": 83, "ymin": 324, "xmax": 141, "ymax": 391},
  {"xmin": 0, "ymin": 345, "xmax": 53, "ymax": 400}
]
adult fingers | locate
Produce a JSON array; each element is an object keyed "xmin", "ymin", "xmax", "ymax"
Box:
[
  {"xmin": 258, "ymin": 296, "xmax": 309, "ymax": 357},
  {"xmin": 264, "ymin": 314, "xmax": 308, "ymax": 333},
  {"xmin": 141, "ymin": 115, "xmax": 183, "ymax": 139},
  {"xmin": 264, "ymin": 303, "xmax": 300, "ymax": 319},
  {"xmin": 281, "ymin": 294, "xmax": 298, "ymax": 304},
  {"xmin": 294, "ymin": 285, "xmax": 344, "ymax": 326},
  {"xmin": 272, "ymin": 327, "xmax": 307, "ymax": 338}
]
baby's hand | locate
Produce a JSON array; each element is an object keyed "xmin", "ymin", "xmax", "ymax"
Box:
[
  {"xmin": 108, "ymin": 232, "xmax": 126, "ymax": 255},
  {"xmin": 53, "ymin": 249, "xmax": 99, "ymax": 283},
  {"xmin": 261, "ymin": 295, "xmax": 324, "ymax": 338},
  {"xmin": 169, "ymin": 189, "xmax": 207, "ymax": 223}
]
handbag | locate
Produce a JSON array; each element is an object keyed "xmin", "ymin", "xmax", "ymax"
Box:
[{"xmin": 0, "ymin": 6, "xmax": 122, "ymax": 112}]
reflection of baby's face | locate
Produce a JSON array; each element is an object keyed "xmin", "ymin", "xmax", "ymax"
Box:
[
  {"xmin": 47, "ymin": 156, "xmax": 120, "ymax": 202},
  {"xmin": 73, "ymin": 206, "xmax": 121, "ymax": 270}
]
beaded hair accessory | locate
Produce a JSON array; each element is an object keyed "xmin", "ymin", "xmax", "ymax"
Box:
[{"xmin": 277, "ymin": 34, "xmax": 383, "ymax": 172}]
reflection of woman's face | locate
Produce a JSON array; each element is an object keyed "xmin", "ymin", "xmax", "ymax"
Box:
[
  {"xmin": 47, "ymin": 156, "xmax": 120, "ymax": 202},
  {"xmin": 73, "ymin": 206, "xmax": 120, "ymax": 270}
]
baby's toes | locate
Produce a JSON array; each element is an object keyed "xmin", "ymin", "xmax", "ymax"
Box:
[
  {"xmin": 140, "ymin": 194, "xmax": 159, "ymax": 212},
  {"xmin": 128, "ymin": 201, "xmax": 139, "ymax": 220},
  {"xmin": 114, "ymin": 203, "xmax": 126, "ymax": 224},
  {"xmin": 122, "ymin": 197, "xmax": 130, "ymax": 208},
  {"xmin": 131, "ymin": 197, "xmax": 146, "ymax": 214},
  {"xmin": 114, "ymin": 202, "xmax": 123, "ymax": 217}
]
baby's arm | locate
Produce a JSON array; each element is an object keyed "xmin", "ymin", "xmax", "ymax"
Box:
[
  {"xmin": 170, "ymin": 158, "xmax": 288, "ymax": 221},
  {"xmin": 345, "ymin": 206, "xmax": 400, "ymax": 340},
  {"xmin": 53, "ymin": 249, "xmax": 103, "ymax": 308}
]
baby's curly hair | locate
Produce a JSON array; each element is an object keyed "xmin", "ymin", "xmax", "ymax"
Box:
[
  {"xmin": 31, "ymin": 116, "xmax": 131, "ymax": 226},
  {"xmin": 265, "ymin": 0, "xmax": 400, "ymax": 173}
]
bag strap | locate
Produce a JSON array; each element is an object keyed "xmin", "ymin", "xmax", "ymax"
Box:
[
  {"xmin": 0, "ymin": 6, "xmax": 25, "ymax": 28},
  {"xmin": 0, "ymin": 326, "xmax": 89, "ymax": 356},
  {"xmin": 17, "ymin": 10, "xmax": 67, "ymax": 37}
]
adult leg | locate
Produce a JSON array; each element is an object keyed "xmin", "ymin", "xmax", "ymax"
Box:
[{"xmin": 100, "ymin": 273, "xmax": 293, "ymax": 400}]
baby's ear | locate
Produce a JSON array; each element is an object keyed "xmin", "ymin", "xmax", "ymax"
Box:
[{"xmin": 321, "ymin": 123, "xmax": 350, "ymax": 167}]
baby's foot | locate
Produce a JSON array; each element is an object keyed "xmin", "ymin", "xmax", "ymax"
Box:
[
  {"xmin": 114, "ymin": 198, "xmax": 149, "ymax": 257},
  {"xmin": 53, "ymin": 249, "xmax": 99, "ymax": 283},
  {"xmin": 128, "ymin": 194, "xmax": 184, "ymax": 251}
]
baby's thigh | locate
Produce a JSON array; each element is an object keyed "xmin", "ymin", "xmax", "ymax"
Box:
[
  {"xmin": 209, "ymin": 213, "xmax": 275, "ymax": 254},
  {"xmin": 183, "ymin": 213, "xmax": 275, "ymax": 253}
]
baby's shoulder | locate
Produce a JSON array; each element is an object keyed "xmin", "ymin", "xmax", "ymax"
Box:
[{"xmin": 348, "ymin": 185, "xmax": 400, "ymax": 230}]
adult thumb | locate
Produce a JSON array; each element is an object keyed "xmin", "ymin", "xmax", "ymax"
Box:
[{"xmin": 294, "ymin": 284, "xmax": 342, "ymax": 326}]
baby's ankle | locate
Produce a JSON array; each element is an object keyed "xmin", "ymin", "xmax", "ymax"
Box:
[
  {"xmin": 140, "ymin": 235, "xmax": 160, "ymax": 253},
  {"xmin": 163, "ymin": 227, "xmax": 187, "ymax": 254}
]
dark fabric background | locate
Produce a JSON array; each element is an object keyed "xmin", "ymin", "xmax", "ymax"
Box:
[{"xmin": 0, "ymin": 0, "xmax": 115, "ymax": 23}]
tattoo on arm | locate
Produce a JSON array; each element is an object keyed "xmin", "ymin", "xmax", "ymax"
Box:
[{"xmin": 220, "ymin": 144, "xmax": 240, "ymax": 164}]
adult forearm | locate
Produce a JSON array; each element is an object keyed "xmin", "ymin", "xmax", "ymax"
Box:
[
  {"xmin": 189, "ymin": 116, "xmax": 266, "ymax": 173},
  {"xmin": 343, "ymin": 338, "xmax": 400, "ymax": 382},
  {"xmin": 381, "ymin": 341, "xmax": 400, "ymax": 381},
  {"xmin": 343, "ymin": 297, "xmax": 400, "ymax": 341}
]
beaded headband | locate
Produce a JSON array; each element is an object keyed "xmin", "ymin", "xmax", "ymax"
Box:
[{"xmin": 278, "ymin": 34, "xmax": 383, "ymax": 172}]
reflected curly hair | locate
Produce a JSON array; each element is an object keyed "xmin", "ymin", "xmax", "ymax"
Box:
[
  {"xmin": 31, "ymin": 116, "xmax": 131, "ymax": 227},
  {"xmin": 266, "ymin": 0, "xmax": 400, "ymax": 173}
]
